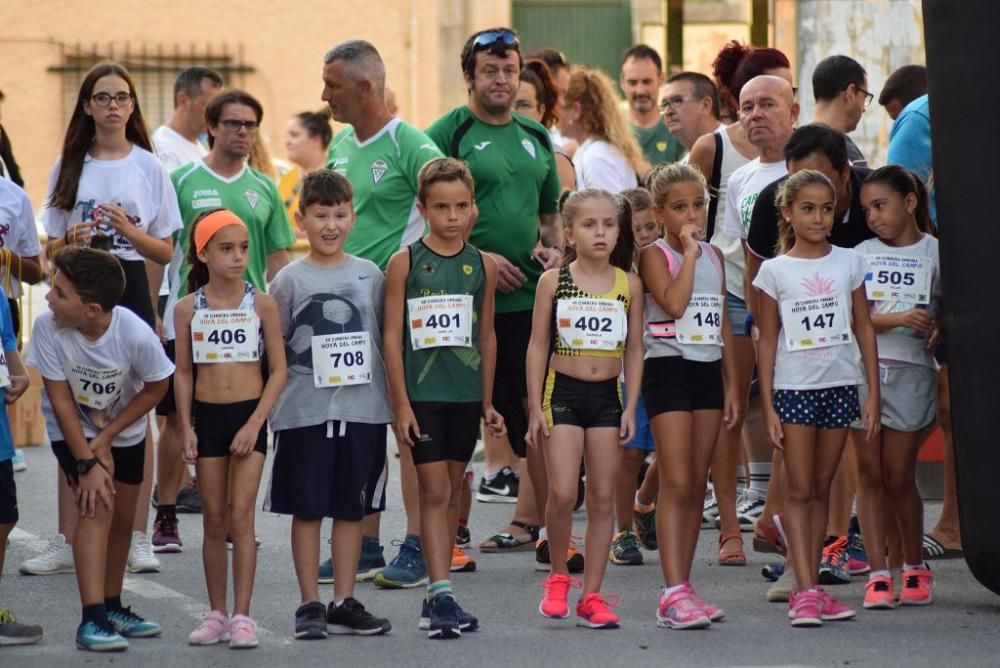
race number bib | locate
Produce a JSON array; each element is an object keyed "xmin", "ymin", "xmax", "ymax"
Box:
[
  {"xmin": 0, "ymin": 350, "xmax": 10, "ymax": 389},
  {"xmin": 864, "ymin": 254, "xmax": 932, "ymax": 304},
  {"xmin": 63, "ymin": 362, "xmax": 126, "ymax": 410},
  {"xmin": 675, "ymin": 293, "xmax": 724, "ymax": 345},
  {"xmin": 312, "ymin": 332, "xmax": 372, "ymax": 388},
  {"xmin": 556, "ymin": 298, "xmax": 627, "ymax": 351},
  {"xmin": 781, "ymin": 295, "xmax": 852, "ymax": 352},
  {"xmin": 191, "ymin": 310, "xmax": 260, "ymax": 363},
  {"xmin": 408, "ymin": 295, "xmax": 473, "ymax": 350}
]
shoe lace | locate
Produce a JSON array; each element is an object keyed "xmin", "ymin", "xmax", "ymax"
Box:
[
  {"xmin": 822, "ymin": 536, "xmax": 848, "ymax": 561},
  {"xmin": 110, "ymin": 606, "xmax": 140, "ymax": 623},
  {"xmin": 389, "ymin": 540, "xmax": 422, "ymax": 569},
  {"xmin": 39, "ymin": 539, "xmax": 66, "ymax": 560},
  {"xmin": 616, "ymin": 531, "xmax": 640, "ymax": 551},
  {"xmin": 736, "ymin": 494, "xmax": 763, "ymax": 514},
  {"xmin": 870, "ymin": 579, "xmax": 890, "ymax": 592},
  {"xmin": 156, "ymin": 516, "xmax": 178, "ymax": 536},
  {"xmin": 0, "ymin": 608, "xmax": 15, "ymax": 624},
  {"xmin": 542, "ymin": 575, "xmax": 582, "ymax": 598},
  {"xmin": 133, "ymin": 533, "xmax": 154, "ymax": 554},
  {"xmin": 847, "ymin": 530, "xmax": 866, "ymax": 553},
  {"xmin": 231, "ymin": 616, "xmax": 256, "ymax": 633},
  {"xmin": 904, "ymin": 574, "xmax": 920, "ymax": 588}
]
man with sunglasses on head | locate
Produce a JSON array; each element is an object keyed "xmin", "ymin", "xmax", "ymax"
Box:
[
  {"xmin": 426, "ymin": 27, "xmax": 566, "ymax": 572},
  {"xmin": 164, "ymin": 89, "xmax": 295, "ymax": 342},
  {"xmin": 810, "ymin": 55, "xmax": 871, "ymax": 167}
]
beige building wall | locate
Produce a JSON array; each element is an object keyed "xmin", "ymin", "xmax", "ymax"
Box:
[{"xmin": 1, "ymin": 0, "xmax": 510, "ymax": 209}]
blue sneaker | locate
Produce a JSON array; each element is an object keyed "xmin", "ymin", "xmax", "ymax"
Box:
[
  {"xmin": 419, "ymin": 598, "xmax": 479, "ymax": 631},
  {"xmin": 107, "ymin": 607, "xmax": 161, "ymax": 638},
  {"xmin": 426, "ymin": 595, "xmax": 460, "ymax": 639},
  {"xmin": 11, "ymin": 449, "xmax": 27, "ymax": 472},
  {"xmin": 761, "ymin": 561, "xmax": 785, "ymax": 582},
  {"xmin": 76, "ymin": 620, "xmax": 129, "ymax": 652},
  {"xmin": 818, "ymin": 536, "xmax": 851, "ymax": 585},
  {"xmin": 373, "ymin": 535, "xmax": 427, "ymax": 589},
  {"xmin": 318, "ymin": 537, "xmax": 386, "ymax": 584},
  {"xmin": 847, "ymin": 517, "xmax": 870, "ymax": 575}
]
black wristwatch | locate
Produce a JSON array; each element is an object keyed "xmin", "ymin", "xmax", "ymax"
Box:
[{"xmin": 76, "ymin": 457, "xmax": 100, "ymax": 476}]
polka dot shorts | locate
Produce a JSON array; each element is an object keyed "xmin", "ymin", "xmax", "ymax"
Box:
[{"xmin": 772, "ymin": 386, "xmax": 861, "ymax": 429}]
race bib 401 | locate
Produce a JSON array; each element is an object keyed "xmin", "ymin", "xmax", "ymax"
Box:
[{"xmin": 408, "ymin": 295, "xmax": 473, "ymax": 350}]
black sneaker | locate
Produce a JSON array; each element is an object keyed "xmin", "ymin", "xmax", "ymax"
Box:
[
  {"xmin": 534, "ymin": 538, "xmax": 584, "ymax": 573},
  {"xmin": 0, "ymin": 608, "xmax": 43, "ymax": 646},
  {"xmin": 419, "ymin": 598, "xmax": 478, "ymax": 632},
  {"xmin": 295, "ymin": 601, "xmax": 327, "ymax": 640},
  {"xmin": 326, "ymin": 598, "xmax": 391, "ymax": 636},
  {"xmin": 456, "ymin": 525, "xmax": 471, "ymax": 549},
  {"xmin": 176, "ymin": 481, "xmax": 203, "ymax": 513},
  {"xmin": 476, "ymin": 467, "xmax": 518, "ymax": 503},
  {"xmin": 427, "ymin": 596, "xmax": 461, "ymax": 639}
]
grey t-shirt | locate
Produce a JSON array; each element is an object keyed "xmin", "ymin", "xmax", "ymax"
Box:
[{"xmin": 268, "ymin": 255, "xmax": 392, "ymax": 430}]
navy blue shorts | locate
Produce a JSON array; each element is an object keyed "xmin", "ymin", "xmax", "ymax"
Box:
[
  {"xmin": 266, "ymin": 421, "xmax": 387, "ymax": 521},
  {"xmin": 772, "ymin": 386, "xmax": 860, "ymax": 429}
]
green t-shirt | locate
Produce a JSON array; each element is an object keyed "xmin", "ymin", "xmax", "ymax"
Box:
[
  {"xmin": 633, "ymin": 121, "xmax": 685, "ymax": 166},
  {"xmin": 168, "ymin": 161, "xmax": 294, "ymax": 319},
  {"xmin": 425, "ymin": 106, "xmax": 561, "ymax": 313},
  {"xmin": 404, "ymin": 240, "xmax": 485, "ymax": 403},
  {"xmin": 326, "ymin": 118, "xmax": 442, "ymax": 270}
]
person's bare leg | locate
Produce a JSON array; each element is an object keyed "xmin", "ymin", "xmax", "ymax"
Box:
[
  {"xmin": 615, "ymin": 447, "xmax": 645, "ymax": 531},
  {"xmin": 715, "ymin": 336, "xmax": 755, "ymax": 540},
  {"xmin": 197, "ymin": 457, "xmax": 230, "ymax": 612},
  {"xmin": 292, "ymin": 518, "xmax": 322, "ymax": 603},
  {"xmin": 825, "ymin": 434, "xmax": 857, "ymax": 538},
  {"xmin": 132, "ymin": 422, "xmax": 154, "ymax": 532},
  {"xmin": 580, "ymin": 427, "xmax": 623, "ymax": 595},
  {"xmin": 105, "ymin": 481, "xmax": 140, "ymax": 600},
  {"xmin": 482, "ymin": 428, "xmax": 515, "ymax": 479},
  {"xmin": 230, "ymin": 452, "xmax": 265, "ymax": 616},
  {"xmin": 927, "ymin": 365, "xmax": 961, "ymax": 549},
  {"xmin": 58, "ymin": 473, "xmax": 78, "ymax": 542},
  {"xmin": 854, "ymin": 429, "xmax": 888, "ymax": 572},
  {"xmin": 543, "ymin": 425, "xmax": 585, "ymax": 575},
  {"xmin": 156, "ymin": 415, "xmax": 187, "ymax": 510},
  {"xmin": 636, "ymin": 454, "xmax": 659, "ymax": 506}
]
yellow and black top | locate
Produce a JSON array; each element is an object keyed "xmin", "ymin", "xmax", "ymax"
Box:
[{"xmin": 551, "ymin": 264, "xmax": 630, "ymax": 359}]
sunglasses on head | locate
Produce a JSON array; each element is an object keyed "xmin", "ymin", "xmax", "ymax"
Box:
[{"xmin": 472, "ymin": 29, "xmax": 519, "ymax": 51}]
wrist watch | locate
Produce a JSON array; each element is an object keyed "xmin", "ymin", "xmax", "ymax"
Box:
[{"xmin": 76, "ymin": 457, "xmax": 100, "ymax": 475}]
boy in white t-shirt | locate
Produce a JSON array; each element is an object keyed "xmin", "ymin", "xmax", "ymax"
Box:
[{"xmin": 25, "ymin": 248, "xmax": 173, "ymax": 652}]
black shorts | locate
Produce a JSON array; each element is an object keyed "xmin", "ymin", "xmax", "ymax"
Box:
[
  {"xmin": 194, "ymin": 399, "xmax": 267, "ymax": 458},
  {"xmin": 117, "ymin": 259, "xmax": 156, "ymax": 330},
  {"xmin": 8, "ymin": 298, "xmax": 20, "ymax": 339},
  {"xmin": 493, "ymin": 310, "xmax": 532, "ymax": 457},
  {"xmin": 410, "ymin": 402, "xmax": 481, "ymax": 466},
  {"xmin": 543, "ymin": 370, "xmax": 622, "ymax": 429},
  {"xmin": 157, "ymin": 294, "xmax": 169, "ymax": 320},
  {"xmin": 155, "ymin": 339, "xmax": 176, "ymax": 416},
  {"xmin": 266, "ymin": 421, "xmax": 388, "ymax": 521},
  {"xmin": 642, "ymin": 356, "xmax": 724, "ymax": 417},
  {"xmin": 0, "ymin": 459, "xmax": 17, "ymax": 524},
  {"xmin": 51, "ymin": 438, "xmax": 146, "ymax": 487}
]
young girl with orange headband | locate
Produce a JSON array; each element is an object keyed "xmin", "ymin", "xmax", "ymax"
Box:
[{"xmin": 173, "ymin": 209, "xmax": 287, "ymax": 648}]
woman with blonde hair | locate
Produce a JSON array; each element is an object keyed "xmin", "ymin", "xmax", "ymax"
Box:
[{"xmin": 558, "ymin": 67, "xmax": 641, "ymax": 193}]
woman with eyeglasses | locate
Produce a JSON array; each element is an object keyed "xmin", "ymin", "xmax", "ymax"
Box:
[
  {"xmin": 37, "ymin": 61, "xmax": 181, "ymax": 599},
  {"xmin": 515, "ymin": 60, "xmax": 576, "ymax": 192},
  {"xmin": 557, "ymin": 67, "xmax": 642, "ymax": 194}
]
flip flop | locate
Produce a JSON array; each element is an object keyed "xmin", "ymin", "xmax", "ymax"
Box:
[
  {"xmin": 479, "ymin": 521, "xmax": 539, "ymax": 553},
  {"xmin": 922, "ymin": 534, "xmax": 963, "ymax": 560}
]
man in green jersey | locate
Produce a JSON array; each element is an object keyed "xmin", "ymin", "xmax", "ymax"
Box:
[
  {"xmin": 620, "ymin": 45, "xmax": 684, "ymax": 172},
  {"xmin": 426, "ymin": 28, "xmax": 564, "ymax": 566},
  {"xmin": 322, "ymin": 40, "xmax": 442, "ymax": 589}
]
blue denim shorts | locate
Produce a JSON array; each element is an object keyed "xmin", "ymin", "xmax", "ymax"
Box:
[{"xmin": 726, "ymin": 292, "xmax": 749, "ymax": 337}]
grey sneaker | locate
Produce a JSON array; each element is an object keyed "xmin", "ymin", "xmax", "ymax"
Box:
[
  {"xmin": 0, "ymin": 608, "xmax": 43, "ymax": 646},
  {"xmin": 767, "ymin": 563, "xmax": 797, "ymax": 602}
]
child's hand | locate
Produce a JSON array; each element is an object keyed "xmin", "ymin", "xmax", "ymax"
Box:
[
  {"xmin": 98, "ymin": 203, "xmax": 129, "ymax": 233},
  {"xmin": 76, "ymin": 463, "xmax": 115, "ymax": 518},
  {"xmin": 229, "ymin": 424, "xmax": 258, "ymax": 457},
  {"xmin": 89, "ymin": 434, "xmax": 113, "ymax": 471},
  {"xmin": 483, "ymin": 405, "xmax": 506, "ymax": 438},
  {"xmin": 764, "ymin": 407, "xmax": 784, "ymax": 451},
  {"xmin": 862, "ymin": 392, "xmax": 881, "ymax": 442},
  {"xmin": 679, "ymin": 224, "xmax": 702, "ymax": 254},
  {"xmin": 525, "ymin": 409, "xmax": 549, "ymax": 450},
  {"xmin": 898, "ymin": 308, "xmax": 933, "ymax": 333},
  {"xmin": 182, "ymin": 427, "xmax": 199, "ymax": 464},
  {"xmin": 5, "ymin": 373, "xmax": 29, "ymax": 404},
  {"xmin": 392, "ymin": 405, "xmax": 421, "ymax": 448},
  {"xmin": 619, "ymin": 408, "xmax": 636, "ymax": 446},
  {"xmin": 927, "ymin": 323, "xmax": 943, "ymax": 349},
  {"xmin": 723, "ymin": 390, "xmax": 742, "ymax": 430}
]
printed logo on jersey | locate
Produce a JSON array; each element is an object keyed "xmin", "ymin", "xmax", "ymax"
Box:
[
  {"xmin": 192, "ymin": 189, "xmax": 222, "ymax": 209},
  {"xmin": 463, "ymin": 264, "xmax": 473, "ymax": 276},
  {"xmin": 0, "ymin": 223, "xmax": 9, "ymax": 247},
  {"xmin": 245, "ymin": 189, "xmax": 259, "ymax": 210},
  {"xmin": 331, "ymin": 157, "xmax": 349, "ymax": 167},
  {"xmin": 286, "ymin": 292, "xmax": 364, "ymax": 375},
  {"xmin": 521, "ymin": 138, "xmax": 536, "ymax": 159},
  {"xmin": 474, "ymin": 141, "xmax": 492, "ymax": 151},
  {"xmin": 656, "ymin": 141, "xmax": 668, "ymax": 152},
  {"xmin": 371, "ymin": 159, "xmax": 389, "ymax": 185}
]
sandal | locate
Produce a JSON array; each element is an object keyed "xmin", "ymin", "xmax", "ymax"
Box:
[
  {"xmin": 718, "ymin": 531, "xmax": 746, "ymax": 566},
  {"xmin": 922, "ymin": 534, "xmax": 963, "ymax": 560},
  {"xmin": 479, "ymin": 521, "xmax": 540, "ymax": 553}
]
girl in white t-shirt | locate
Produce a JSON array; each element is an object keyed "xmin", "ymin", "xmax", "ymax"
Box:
[
  {"xmin": 853, "ymin": 166, "xmax": 940, "ymax": 611},
  {"xmin": 173, "ymin": 210, "xmax": 286, "ymax": 648},
  {"xmin": 43, "ymin": 62, "xmax": 180, "ymax": 329},
  {"xmin": 752, "ymin": 169, "xmax": 880, "ymax": 628}
]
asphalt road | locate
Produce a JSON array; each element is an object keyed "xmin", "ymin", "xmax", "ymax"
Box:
[{"xmin": 4, "ymin": 442, "xmax": 999, "ymax": 668}]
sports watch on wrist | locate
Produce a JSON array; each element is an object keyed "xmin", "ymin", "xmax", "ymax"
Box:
[{"xmin": 76, "ymin": 457, "xmax": 100, "ymax": 475}]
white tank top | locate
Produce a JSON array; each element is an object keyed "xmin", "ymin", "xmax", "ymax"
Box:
[{"xmin": 709, "ymin": 127, "xmax": 753, "ymax": 299}]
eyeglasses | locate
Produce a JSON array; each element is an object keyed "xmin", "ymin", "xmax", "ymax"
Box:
[
  {"xmin": 471, "ymin": 29, "xmax": 519, "ymax": 52},
  {"xmin": 856, "ymin": 86, "xmax": 875, "ymax": 110},
  {"xmin": 90, "ymin": 92, "xmax": 133, "ymax": 107},
  {"xmin": 219, "ymin": 119, "xmax": 259, "ymax": 132},
  {"xmin": 659, "ymin": 96, "xmax": 698, "ymax": 112}
]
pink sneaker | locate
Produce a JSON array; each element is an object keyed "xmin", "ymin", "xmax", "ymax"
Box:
[
  {"xmin": 188, "ymin": 610, "xmax": 230, "ymax": 645},
  {"xmin": 899, "ymin": 566, "xmax": 934, "ymax": 605},
  {"xmin": 657, "ymin": 585, "xmax": 711, "ymax": 629},
  {"xmin": 228, "ymin": 614, "xmax": 258, "ymax": 649},
  {"xmin": 816, "ymin": 585, "xmax": 856, "ymax": 620},
  {"xmin": 686, "ymin": 584, "xmax": 725, "ymax": 621},
  {"xmin": 576, "ymin": 593, "xmax": 620, "ymax": 629},
  {"xmin": 789, "ymin": 590, "xmax": 823, "ymax": 627},
  {"xmin": 539, "ymin": 573, "xmax": 581, "ymax": 619}
]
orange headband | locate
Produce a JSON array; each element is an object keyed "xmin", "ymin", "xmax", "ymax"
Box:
[{"xmin": 194, "ymin": 210, "xmax": 247, "ymax": 253}]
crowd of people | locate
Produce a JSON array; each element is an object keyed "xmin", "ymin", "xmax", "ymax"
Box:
[{"xmin": 0, "ymin": 24, "xmax": 953, "ymax": 652}]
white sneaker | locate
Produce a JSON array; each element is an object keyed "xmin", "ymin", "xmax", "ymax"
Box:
[
  {"xmin": 18, "ymin": 534, "xmax": 75, "ymax": 575},
  {"xmin": 11, "ymin": 449, "xmax": 27, "ymax": 472},
  {"xmin": 127, "ymin": 531, "xmax": 161, "ymax": 573},
  {"xmin": 736, "ymin": 490, "xmax": 766, "ymax": 530}
]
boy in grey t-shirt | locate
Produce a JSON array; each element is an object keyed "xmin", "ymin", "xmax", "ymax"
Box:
[{"xmin": 264, "ymin": 170, "xmax": 391, "ymax": 638}]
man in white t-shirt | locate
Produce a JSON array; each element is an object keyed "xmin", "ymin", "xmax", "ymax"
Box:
[{"xmin": 149, "ymin": 67, "xmax": 222, "ymax": 552}]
